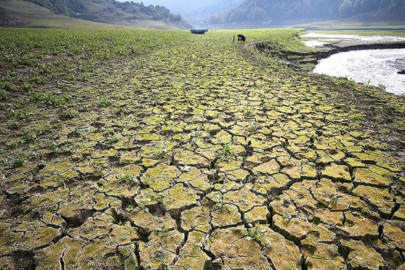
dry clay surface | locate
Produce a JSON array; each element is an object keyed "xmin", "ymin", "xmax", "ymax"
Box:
[{"xmin": 1, "ymin": 33, "xmax": 405, "ymax": 270}]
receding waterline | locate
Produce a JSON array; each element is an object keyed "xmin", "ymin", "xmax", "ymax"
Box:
[{"xmin": 313, "ymin": 48, "xmax": 405, "ymax": 95}]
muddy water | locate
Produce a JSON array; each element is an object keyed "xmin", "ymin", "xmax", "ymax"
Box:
[
  {"xmin": 302, "ymin": 32, "xmax": 405, "ymax": 95},
  {"xmin": 313, "ymin": 49, "xmax": 405, "ymax": 95}
]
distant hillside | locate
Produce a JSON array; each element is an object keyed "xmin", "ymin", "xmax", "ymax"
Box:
[
  {"xmin": 210, "ymin": 0, "xmax": 405, "ymax": 27},
  {"xmin": 137, "ymin": 0, "xmax": 244, "ymax": 27},
  {"xmin": 0, "ymin": 0, "xmax": 191, "ymax": 29}
]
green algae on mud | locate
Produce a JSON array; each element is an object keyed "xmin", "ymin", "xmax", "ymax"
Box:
[{"xmin": 0, "ymin": 28, "xmax": 405, "ymax": 269}]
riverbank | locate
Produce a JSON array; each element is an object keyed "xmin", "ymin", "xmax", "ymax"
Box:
[
  {"xmin": 314, "ymin": 48, "xmax": 405, "ymax": 94},
  {"xmin": 253, "ymin": 34, "xmax": 405, "ymax": 167},
  {"xmin": 256, "ymin": 32, "xmax": 405, "ymax": 71}
]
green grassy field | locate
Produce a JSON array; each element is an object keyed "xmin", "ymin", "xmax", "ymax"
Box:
[{"xmin": 0, "ymin": 28, "xmax": 404, "ymax": 270}]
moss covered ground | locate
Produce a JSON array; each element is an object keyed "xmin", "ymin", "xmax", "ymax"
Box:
[{"xmin": 0, "ymin": 28, "xmax": 405, "ymax": 269}]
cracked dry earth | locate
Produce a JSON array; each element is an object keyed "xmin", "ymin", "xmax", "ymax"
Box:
[{"xmin": 1, "ymin": 32, "xmax": 405, "ymax": 270}]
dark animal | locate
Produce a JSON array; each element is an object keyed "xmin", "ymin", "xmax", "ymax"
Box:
[
  {"xmin": 398, "ymin": 70, "xmax": 405, "ymax": 75},
  {"xmin": 237, "ymin": 34, "xmax": 246, "ymax": 43}
]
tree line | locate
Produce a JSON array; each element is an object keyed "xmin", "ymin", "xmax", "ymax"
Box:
[{"xmin": 210, "ymin": 0, "xmax": 405, "ymax": 24}]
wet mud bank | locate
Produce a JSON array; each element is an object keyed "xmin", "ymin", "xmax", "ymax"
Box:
[{"xmin": 256, "ymin": 41, "xmax": 405, "ymax": 71}]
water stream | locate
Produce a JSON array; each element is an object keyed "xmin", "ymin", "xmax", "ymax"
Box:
[
  {"xmin": 302, "ymin": 33, "xmax": 405, "ymax": 95},
  {"xmin": 313, "ymin": 49, "xmax": 405, "ymax": 95}
]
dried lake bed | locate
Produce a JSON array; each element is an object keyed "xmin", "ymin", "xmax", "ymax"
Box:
[{"xmin": 0, "ymin": 29, "xmax": 404, "ymax": 270}]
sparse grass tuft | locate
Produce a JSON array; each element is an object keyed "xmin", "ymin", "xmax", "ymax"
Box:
[
  {"xmin": 218, "ymin": 144, "xmax": 234, "ymax": 162},
  {"xmin": 58, "ymin": 107, "xmax": 75, "ymax": 120},
  {"xmin": 243, "ymin": 223, "xmax": 267, "ymax": 241},
  {"xmin": 117, "ymin": 173, "xmax": 135, "ymax": 185},
  {"xmin": 156, "ymin": 148, "xmax": 168, "ymax": 159},
  {"xmin": 0, "ymin": 89, "xmax": 10, "ymax": 100},
  {"xmin": 14, "ymin": 156, "xmax": 28, "ymax": 167}
]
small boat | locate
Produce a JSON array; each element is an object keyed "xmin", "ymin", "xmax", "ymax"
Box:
[{"xmin": 190, "ymin": 29, "xmax": 208, "ymax": 34}]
